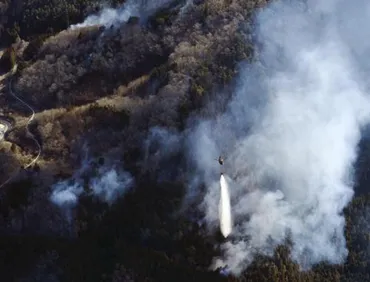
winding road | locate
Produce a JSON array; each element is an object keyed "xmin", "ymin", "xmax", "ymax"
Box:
[{"xmin": 0, "ymin": 66, "xmax": 42, "ymax": 188}]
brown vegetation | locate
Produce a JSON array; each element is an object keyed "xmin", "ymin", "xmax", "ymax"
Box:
[
  {"xmin": 2, "ymin": 1, "xmax": 370, "ymax": 282},
  {"xmin": 0, "ymin": 0, "xmax": 269, "ymax": 173}
]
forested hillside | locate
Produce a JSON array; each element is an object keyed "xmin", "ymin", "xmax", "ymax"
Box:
[{"xmin": 0, "ymin": 0, "xmax": 370, "ymax": 281}]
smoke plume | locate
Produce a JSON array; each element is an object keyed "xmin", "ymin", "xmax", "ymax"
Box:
[
  {"xmin": 50, "ymin": 181, "xmax": 84, "ymax": 223},
  {"xmin": 143, "ymin": 126, "xmax": 183, "ymax": 181},
  {"xmin": 90, "ymin": 167, "xmax": 134, "ymax": 205},
  {"xmin": 186, "ymin": 0, "xmax": 370, "ymax": 275},
  {"xmin": 70, "ymin": 0, "xmax": 177, "ymax": 29},
  {"xmin": 50, "ymin": 153, "xmax": 134, "ymax": 223}
]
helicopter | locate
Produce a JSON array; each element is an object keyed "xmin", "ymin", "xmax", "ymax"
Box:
[
  {"xmin": 218, "ymin": 155, "xmax": 224, "ymax": 165},
  {"xmin": 215, "ymin": 155, "xmax": 225, "ymax": 175}
]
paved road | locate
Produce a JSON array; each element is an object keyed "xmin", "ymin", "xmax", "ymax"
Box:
[
  {"xmin": 0, "ymin": 66, "xmax": 42, "ymax": 188},
  {"xmin": 8, "ymin": 76, "xmax": 41, "ymax": 168}
]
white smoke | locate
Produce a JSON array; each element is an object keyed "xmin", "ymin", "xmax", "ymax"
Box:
[
  {"xmin": 90, "ymin": 168, "xmax": 134, "ymax": 205},
  {"xmin": 50, "ymin": 153, "xmax": 134, "ymax": 222},
  {"xmin": 70, "ymin": 0, "xmax": 177, "ymax": 29},
  {"xmin": 179, "ymin": 0, "xmax": 193, "ymax": 15},
  {"xmin": 144, "ymin": 127, "xmax": 182, "ymax": 163},
  {"xmin": 50, "ymin": 181, "xmax": 84, "ymax": 223},
  {"xmin": 142, "ymin": 126, "xmax": 183, "ymax": 181},
  {"xmin": 50, "ymin": 182, "xmax": 83, "ymax": 208},
  {"xmin": 186, "ymin": 0, "xmax": 370, "ymax": 275}
]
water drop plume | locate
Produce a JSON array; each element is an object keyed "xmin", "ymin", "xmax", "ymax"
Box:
[{"xmin": 219, "ymin": 174, "xmax": 232, "ymax": 238}]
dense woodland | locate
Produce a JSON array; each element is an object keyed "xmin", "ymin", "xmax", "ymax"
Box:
[{"xmin": 0, "ymin": 0, "xmax": 370, "ymax": 281}]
